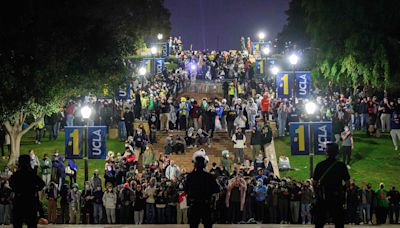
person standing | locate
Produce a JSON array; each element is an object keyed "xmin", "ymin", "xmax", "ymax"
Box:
[
  {"xmin": 375, "ymin": 183, "xmax": 389, "ymax": 224},
  {"xmin": 226, "ymin": 106, "xmax": 237, "ymax": 138},
  {"xmin": 388, "ymin": 185, "xmax": 399, "ymax": 224},
  {"xmin": 390, "ymin": 106, "xmax": 400, "ymax": 151},
  {"xmin": 160, "ymin": 98, "xmax": 170, "ymax": 131},
  {"xmin": 45, "ymin": 181, "xmax": 59, "ymax": 224},
  {"xmin": 313, "ymin": 143, "xmax": 350, "ymax": 228},
  {"xmin": 40, "ymin": 154, "xmax": 52, "ymax": 187},
  {"xmin": 68, "ymin": 183, "xmax": 81, "ymax": 224},
  {"xmin": 253, "ymin": 178, "xmax": 267, "ymax": 223},
  {"xmin": 92, "ymin": 185, "xmax": 104, "ymax": 224},
  {"xmin": 144, "ymin": 178, "xmax": 157, "ymax": 224},
  {"xmin": 103, "ymin": 183, "xmax": 117, "ymax": 224},
  {"xmin": 185, "ymin": 155, "xmax": 220, "ymax": 228},
  {"xmin": 341, "ymin": 125, "xmax": 354, "ymax": 169},
  {"xmin": 29, "ymin": 149, "xmax": 40, "ymax": 175},
  {"xmin": 0, "ymin": 181, "xmax": 12, "ymax": 225},
  {"xmin": 379, "ymin": 97, "xmax": 392, "ymax": 133},
  {"xmin": 10, "ymin": 155, "xmax": 46, "ymax": 228},
  {"xmin": 250, "ymin": 127, "xmax": 263, "ymax": 162},
  {"xmin": 232, "ymin": 128, "xmax": 246, "ymax": 164},
  {"xmin": 358, "ymin": 182, "xmax": 373, "ymax": 224},
  {"xmin": 123, "ymin": 107, "xmax": 134, "ymax": 137},
  {"xmin": 261, "ymin": 93, "xmax": 270, "ymax": 122},
  {"xmin": 133, "ymin": 184, "xmax": 146, "ymax": 224}
]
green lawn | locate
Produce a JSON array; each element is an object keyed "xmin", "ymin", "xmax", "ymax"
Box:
[
  {"xmin": 1, "ymin": 130, "xmax": 399, "ymax": 189},
  {"xmin": 274, "ymin": 132, "xmax": 400, "ymax": 188},
  {"xmin": 0, "ymin": 131, "xmax": 125, "ymax": 187}
]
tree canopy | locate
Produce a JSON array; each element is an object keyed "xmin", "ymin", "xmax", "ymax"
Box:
[
  {"xmin": 278, "ymin": 0, "xmax": 400, "ymax": 91},
  {"xmin": 0, "ymin": 0, "xmax": 170, "ymax": 165}
]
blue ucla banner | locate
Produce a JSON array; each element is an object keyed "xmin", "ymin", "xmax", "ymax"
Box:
[
  {"xmin": 295, "ymin": 71, "xmax": 312, "ymax": 98},
  {"xmin": 312, "ymin": 122, "xmax": 333, "ymax": 155},
  {"xmin": 290, "ymin": 122, "xmax": 310, "ymax": 155},
  {"xmin": 65, "ymin": 127, "xmax": 83, "ymax": 159},
  {"xmin": 115, "ymin": 83, "xmax": 131, "ymax": 100},
  {"xmin": 276, "ymin": 72, "xmax": 292, "ymax": 98},
  {"xmin": 87, "ymin": 126, "xmax": 107, "ymax": 159},
  {"xmin": 155, "ymin": 58, "xmax": 165, "ymax": 74},
  {"xmin": 255, "ymin": 59, "xmax": 265, "ymax": 75},
  {"xmin": 143, "ymin": 58, "xmax": 153, "ymax": 75},
  {"xmin": 161, "ymin": 43, "xmax": 169, "ymax": 58}
]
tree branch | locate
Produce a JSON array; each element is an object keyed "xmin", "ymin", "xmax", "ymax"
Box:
[{"xmin": 20, "ymin": 113, "xmax": 43, "ymax": 136}]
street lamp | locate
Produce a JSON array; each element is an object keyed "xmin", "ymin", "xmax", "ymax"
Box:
[
  {"xmin": 289, "ymin": 54, "xmax": 299, "ymax": 65},
  {"xmin": 138, "ymin": 66, "xmax": 147, "ymax": 76},
  {"xmin": 157, "ymin": 33, "xmax": 163, "ymax": 41},
  {"xmin": 81, "ymin": 105, "xmax": 92, "ymax": 182},
  {"xmin": 270, "ymin": 66, "xmax": 280, "ymax": 75},
  {"xmin": 262, "ymin": 47, "xmax": 271, "ymax": 55},
  {"xmin": 258, "ymin": 31, "xmax": 266, "ymax": 41},
  {"xmin": 150, "ymin": 46, "xmax": 157, "ymax": 55},
  {"xmin": 289, "ymin": 53, "xmax": 299, "ymax": 101},
  {"xmin": 305, "ymin": 101, "xmax": 317, "ymax": 178}
]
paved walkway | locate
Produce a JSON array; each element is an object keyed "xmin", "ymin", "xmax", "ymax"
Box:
[{"xmin": 8, "ymin": 224, "xmax": 397, "ymax": 228}]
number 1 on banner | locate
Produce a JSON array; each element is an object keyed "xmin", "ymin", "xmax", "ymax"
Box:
[
  {"xmin": 69, "ymin": 129, "xmax": 79, "ymax": 155},
  {"xmin": 281, "ymin": 74, "xmax": 289, "ymax": 95},
  {"xmin": 295, "ymin": 125, "xmax": 305, "ymax": 152},
  {"xmin": 146, "ymin": 60, "xmax": 151, "ymax": 72}
]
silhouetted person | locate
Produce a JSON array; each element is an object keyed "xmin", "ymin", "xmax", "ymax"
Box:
[
  {"xmin": 313, "ymin": 143, "xmax": 350, "ymax": 228},
  {"xmin": 10, "ymin": 155, "xmax": 45, "ymax": 228},
  {"xmin": 185, "ymin": 154, "xmax": 220, "ymax": 228}
]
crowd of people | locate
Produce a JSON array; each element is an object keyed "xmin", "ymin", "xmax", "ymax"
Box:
[{"xmin": 1, "ymin": 49, "xmax": 400, "ymax": 226}]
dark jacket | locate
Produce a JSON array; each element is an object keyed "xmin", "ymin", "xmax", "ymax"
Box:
[{"xmin": 250, "ymin": 130, "xmax": 263, "ymax": 145}]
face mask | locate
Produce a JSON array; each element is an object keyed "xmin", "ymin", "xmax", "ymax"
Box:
[{"xmin": 108, "ymin": 188, "xmax": 112, "ymax": 191}]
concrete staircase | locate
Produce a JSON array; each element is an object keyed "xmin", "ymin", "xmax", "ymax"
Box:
[{"xmin": 151, "ymin": 130, "xmax": 254, "ymax": 172}]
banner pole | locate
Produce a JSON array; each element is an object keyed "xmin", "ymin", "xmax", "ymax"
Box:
[{"xmin": 84, "ymin": 125, "xmax": 88, "ymax": 182}]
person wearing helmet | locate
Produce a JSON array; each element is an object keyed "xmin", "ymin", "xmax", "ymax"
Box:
[{"xmin": 185, "ymin": 152, "xmax": 220, "ymax": 228}]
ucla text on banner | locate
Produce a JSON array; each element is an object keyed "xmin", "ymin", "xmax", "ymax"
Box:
[
  {"xmin": 87, "ymin": 126, "xmax": 107, "ymax": 159},
  {"xmin": 155, "ymin": 58, "xmax": 165, "ymax": 74},
  {"xmin": 312, "ymin": 122, "xmax": 333, "ymax": 155},
  {"xmin": 143, "ymin": 58, "xmax": 153, "ymax": 75},
  {"xmin": 65, "ymin": 127, "xmax": 83, "ymax": 159},
  {"xmin": 295, "ymin": 71, "xmax": 311, "ymax": 98},
  {"xmin": 161, "ymin": 43, "xmax": 169, "ymax": 58},
  {"xmin": 255, "ymin": 59, "xmax": 265, "ymax": 75},
  {"xmin": 290, "ymin": 122, "xmax": 310, "ymax": 155},
  {"xmin": 276, "ymin": 72, "xmax": 292, "ymax": 98},
  {"xmin": 115, "ymin": 83, "xmax": 131, "ymax": 100}
]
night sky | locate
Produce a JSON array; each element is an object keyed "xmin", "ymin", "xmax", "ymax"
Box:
[{"xmin": 164, "ymin": 0, "xmax": 290, "ymax": 51}]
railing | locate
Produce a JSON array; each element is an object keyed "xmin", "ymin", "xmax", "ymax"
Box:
[{"xmin": 182, "ymin": 80, "xmax": 223, "ymax": 94}]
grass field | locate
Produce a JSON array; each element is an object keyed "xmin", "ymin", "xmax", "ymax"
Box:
[
  {"xmin": 0, "ymin": 131, "xmax": 125, "ymax": 187},
  {"xmin": 274, "ymin": 132, "xmax": 400, "ymax": 188},
  {"xmin": 1, "ymin": 130, "xmax": 399, "ymax": 189}
]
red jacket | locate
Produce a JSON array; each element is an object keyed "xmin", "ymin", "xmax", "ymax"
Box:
[{"xmin": 261, "ymin": 95, "xmax": 270, "ymax": 112}]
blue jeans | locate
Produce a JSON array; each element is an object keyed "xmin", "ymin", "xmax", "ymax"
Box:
[
  {"xmin": 361, "ymin": 113, "xmax": 368, "ymax": 130},
  {"xmin": 93, "ymin": 203, "xmax": 103, "ymax": 224},
  {"xmin": 301, "ymin": 203, "xmax": 311, "ymax": 223},
  {"xmin": 359, "ymin": 203, "xmax": 370, "ymax": 223},
  {"xmin": 118, "ymin": 121, "xmax": 126, "ymax": 140},
  {"xmin": 145, "ymin": 203, "xmax": 155, "ymax": 224},
  {"xmin": 156, "ymin": 207, "xmax": 166, "ymax": 224},
  {"xmin": 66, "ymin": 115, "xmax": 74, "ymax": 126},
  {"xmin": 0, "ymin": 204, "xmax": 11, "ymax": 225}
]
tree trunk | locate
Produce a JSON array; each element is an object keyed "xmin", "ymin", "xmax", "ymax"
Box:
[
  {"xmin": 4, "ymin": 111, "xmax": 43, "ymax": 167},
  {"xmin": 7, "ymin": 132, "xmax": 22, "ymax": 167}
]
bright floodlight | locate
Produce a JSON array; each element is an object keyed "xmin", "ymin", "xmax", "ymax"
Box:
[
  {"xmin": 305, "ymin": 101, "xmax": 317, "ymax": 115},
  {"xmin": 150, "ymin": 46, "xmax": 157, "ymax": 55},
  {"xmin": 262, "ymin": 47, "xmax": 271, "ymax": 55},
  {"xmin": 270, "ymin": 66, "xmax": 280, "ymax": 75},
  {"xmin": 81, "ymin": 106, "xmax": 92, "ymax": 119},
  {"xmin": 258, "ymin": 32, "xmax": 266, "ymax": 40},
  {"xmin": 157, "ymin": 33, "xmax": 163, "ymax": 40},
  {"xmin": 190, "ymin": 63, "xmax": 197, "ymax": 71},
  {"xmin": 138, "ymin": 66, "xmax": 147, "ymax": 76},
  {"xmin": 289, "ymin": 54, "xmax": 299, "ymax": 65}
]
